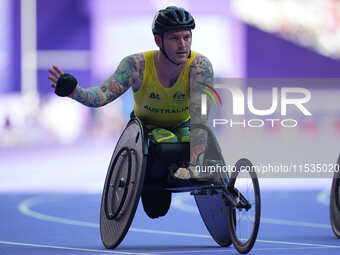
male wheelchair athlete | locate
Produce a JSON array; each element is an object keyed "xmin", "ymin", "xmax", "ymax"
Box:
[
  {"xmin": 330, "ymin": 155, "xmax": 340, "ymax": 238},
  {"xmin": 100, "ymin": 117, "xmax": 261, "ymax": 254}
]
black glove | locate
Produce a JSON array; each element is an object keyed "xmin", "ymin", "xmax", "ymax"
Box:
[{"xmin": 55, "ymin": 73, "xmax": 78, "ymax": 97}]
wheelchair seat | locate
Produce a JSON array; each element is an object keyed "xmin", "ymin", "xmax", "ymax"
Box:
[{"xmin": 144, "ymin": 141, "xmax": 189, "ymax": 184}]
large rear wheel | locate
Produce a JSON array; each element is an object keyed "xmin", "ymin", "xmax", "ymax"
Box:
[{"xmin": 100, "ymin": 119, "xmax": 146, "ymax": 249}]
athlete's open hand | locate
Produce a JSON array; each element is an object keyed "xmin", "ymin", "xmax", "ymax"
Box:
[{"xmin": 48, "ymin": 65, "xmax": 64, "ymax": 89}]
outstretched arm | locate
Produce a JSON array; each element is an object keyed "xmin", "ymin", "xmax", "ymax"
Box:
[{"xmin": 48, "ymin": 53, "xmax": 144, "ymax": 107}]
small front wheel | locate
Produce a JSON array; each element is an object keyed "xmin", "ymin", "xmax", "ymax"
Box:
[
  {"xmin": 330, "ymin": 155, "xmax": 340, "ymax": 238},
  {"xmin": 227, "ymin": 158, "xmax": 261, "ymax": 254}
]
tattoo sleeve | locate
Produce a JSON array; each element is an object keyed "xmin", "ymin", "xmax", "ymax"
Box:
[
  {"xmin": 69, "ymin": 53, "xmax": 144, "ymax": 107},
  {"xmin": 189, "ymin": 54, "xmax": 214, "ymax": 164}
]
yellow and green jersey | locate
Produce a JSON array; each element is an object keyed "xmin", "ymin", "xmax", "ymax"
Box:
[{"xmin": 133, "ymin": 50, "xmax": 197, "ymax": 128}]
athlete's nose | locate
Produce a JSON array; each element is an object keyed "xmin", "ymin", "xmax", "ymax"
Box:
[{"xmin": 177, "ymin": 38, "xmax": 186, "ymax": 48}]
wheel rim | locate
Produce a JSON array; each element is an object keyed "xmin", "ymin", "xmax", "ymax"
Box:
[
  {"xmin": 335, "ymin": 178, "xmax": 340, "ymax": 211},
  {"xmin": 231, "ymin": 170, "xmax": 259, "ymax": 247},
  {"xmin": 227, "ymin": 159, "xmax": 261, "ymax": 253},
  {"xmin": 104, "ymin": 147, "xmax": 133, "ymax": 220}
]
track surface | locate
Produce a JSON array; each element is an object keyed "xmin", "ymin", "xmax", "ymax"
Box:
[{"xmin": 0, "ymin": 141, "xmax": 339, "ymax": 255}]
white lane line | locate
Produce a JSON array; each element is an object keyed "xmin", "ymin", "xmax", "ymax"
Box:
[
  {"xmin": 255, "ymin": 239, "xmax": 340, "ymax": 248},
  {"xmin": 0, "ymin": 241, "xmax": 153, "ymax": 255},
  {"xmin": 172, "ymin": 195, "xmax": 331, "ymax": 229},
  {"xmin": 19, "ymin": 196, "xmax": 98, "ymax": 228},
  {"xmin": 253, "ymin": 246, "xmax": 336, "ymax": 251},
  {"xmin": 18, "ymin": 196, "xmax": 211, "ymax": 238},
  {"xmin": 260, "ymin": 217, "xmax": 330, "ymax": 229},
  {"xmin": 18, "ymin": 196, "xmax": 340, "ymax": 249},
  {"xmin": 154, "ymin": 246, "xmax": 338, "ymax": 254}
]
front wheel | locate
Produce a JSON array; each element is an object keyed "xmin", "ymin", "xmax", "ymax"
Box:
[
  {"xmin": 227, "ymin": 158, "xmax": 261, "ymax": 254},
  {"xmin": 330, "ymin": 155, "xmax": 340, "ymax": 238}
]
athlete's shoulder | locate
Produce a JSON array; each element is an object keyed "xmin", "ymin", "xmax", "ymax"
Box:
[
  {"xmin": 190, "ymin": 53, "xmax": 212, "ymax": 68},
  {"xmin": 121, "ymin": 52, "xmax": 145, "ymax": 77},
  {"xmin": 116, "ymin": 53, "xmax": 145, "ymax": 92},
  {"xmin": 122, "ymin": 53, "xmax": 145, "ymax": 68}
]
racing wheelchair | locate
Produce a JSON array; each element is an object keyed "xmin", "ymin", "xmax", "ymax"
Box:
[
  {"xmin": 330, "ymin": 155, "xmax": 340, "ymax": 238},
  {"xmin": 99, "ymin": 117, "xmax": 261, "ymax": 254}
]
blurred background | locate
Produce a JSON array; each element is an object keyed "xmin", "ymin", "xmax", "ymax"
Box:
[{"xmin": 1, "ymin": 0, "xmax": 340, "ymax": 192}]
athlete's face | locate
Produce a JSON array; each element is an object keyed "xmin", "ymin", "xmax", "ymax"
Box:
[{"xmin": 158, "ymin": 30, "xmax": 192, "ymax": 64}]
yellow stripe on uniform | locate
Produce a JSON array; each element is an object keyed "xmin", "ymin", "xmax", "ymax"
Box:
[{"xmin": 156, "ymin": 133, "xmax": 176, "ymax": 143}]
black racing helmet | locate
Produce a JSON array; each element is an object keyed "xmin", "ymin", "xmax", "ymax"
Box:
[{"xmin": 152, "ymin": 6, "xmax": 195, "ymax": 34}]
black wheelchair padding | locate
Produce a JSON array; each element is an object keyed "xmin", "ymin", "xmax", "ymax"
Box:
[
  {"xmin": 330, "ymin": 154, "xmax": 340, "ymax": 238},
  {"xmin": 100, "ymin": 118, "xmax": 146, "ymax": 249}
]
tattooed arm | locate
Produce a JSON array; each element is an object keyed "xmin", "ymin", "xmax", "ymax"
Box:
[
  {"xmin": 190, "ymin": 54, "xmax": 214, "ymax": 124},
  {"xmin": 69, "ymin": 53, "xmax": 144, "ymax": 107},
  {"xmin": 189, "ymin": 54, "xmax": 214, "ymax": 165}
]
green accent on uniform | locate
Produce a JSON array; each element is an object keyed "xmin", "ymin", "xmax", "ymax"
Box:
[
  {"xmin": 148, "ymin": 128, "xmax": 178, "ymax": 143},
  {"xmin": 147, "ymin": 120, "xmax": 190, "ymax": 143},
  {"xmin": 174, "ymin": 127, "xmax": 190, "ymax": 142}
]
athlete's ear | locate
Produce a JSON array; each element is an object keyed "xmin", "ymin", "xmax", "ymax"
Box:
[{"xmin": 154, "ymin": 34, "xmax": 162, "ymax": 48}]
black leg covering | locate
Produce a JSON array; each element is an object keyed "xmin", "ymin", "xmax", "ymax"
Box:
[{"xmin": 141, "ymin": 190, "xmax": 172, "ymax": 219}]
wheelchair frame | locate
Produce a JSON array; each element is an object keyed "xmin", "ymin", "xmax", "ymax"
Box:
[{"xmin": 100, "ymin": 117, "xmax": 261, "ymax": 254}]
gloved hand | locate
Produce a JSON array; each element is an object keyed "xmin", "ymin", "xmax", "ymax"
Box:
[{"xmin": 48, "ymin": 65, "xmax": 78, "ymax": 97}]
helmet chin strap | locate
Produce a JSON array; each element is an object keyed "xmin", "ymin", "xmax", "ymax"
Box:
[
  {"xmin": 160, "ymin": 48, "xmax": 180, "ymax": 66},
  {"xmin": 160, "ymin": 36, "xmax": 180, "ymax": 66},
  {"xmin": 160, "ymin": 35, "xmax": 191, "ymax": 66}
]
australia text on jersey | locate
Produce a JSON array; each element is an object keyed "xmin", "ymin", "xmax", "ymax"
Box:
[{"xmin": 144, "ymin": 104, "xmax": 189, "ymax": 114}]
